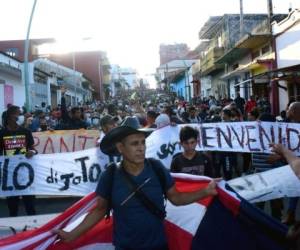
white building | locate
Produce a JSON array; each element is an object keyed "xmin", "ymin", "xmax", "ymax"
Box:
[
  {"xmin": 273, "ymin": 9, "xmax": 300, "ymax": 112},
  {"xmin": 0, "ymin": 52, "xmax": 24, "ymax": 120},
  {"xmin": 0, "ymin": 55, "xmax": 93, "ymax": 120},
  {"xmin": 29, "ymin": 59, "xmax": 92, "ymax": 109},
  {"xmin": 157, "ymin": 59, "xmax": 197, "ymax": 101},
  {"xmin": 110, "ymin": 65, "xmax": 139, "ymax": 96},
  {"xmin": 120, "ymin": 67, "xmax": 138, "ymax": 89}
]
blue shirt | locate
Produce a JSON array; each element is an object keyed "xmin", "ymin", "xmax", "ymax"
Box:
[{"xmin": 96, "ymin": 159, "xmax": 174, "ymax": 249}]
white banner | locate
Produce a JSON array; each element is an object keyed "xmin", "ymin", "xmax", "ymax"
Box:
[
  {"xmin": 1, "ymin": 121, "xmax": 300, "ymax": 199},
  {"xmin": 146, "ymin": 122, "xmax": 300, "ymax": 168},
  {"xmin": 228, "ymin": 166, "xmax": 300, "ymax": 203},
  {"xmin": 0, "ymin": 147, "xmax": 300, "ymax": 202},
  {"xmin": 0, "ymin": 148, "xmax": 109, "ymax": 197}
]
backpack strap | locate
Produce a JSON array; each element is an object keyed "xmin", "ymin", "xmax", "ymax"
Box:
[
  {"xmin": 104, "ymin": 162, "xmax": 117, "ymax": 220},
  {"xmin": 120, "ymin": 166, "xmax": 166, "ymax": 220},
  {"xmin": 104, "ymin": 159, "xmax": 167, "ymax": 220},
  {"xmin": 147, "ymin": 158, "xmax": 167, "ymax": 198}
]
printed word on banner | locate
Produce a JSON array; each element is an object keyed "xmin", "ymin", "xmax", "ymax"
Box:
[
  {"xmin": 146, "ymin": 121, "xmax": 300, "ymax": 168},
  {"xmin": 33, "ymin": 130, "xmax": 100, "ymax": 154},
  {"xmin": 0, "ymin": 148, "xmax": 109, "ymax": 197}
]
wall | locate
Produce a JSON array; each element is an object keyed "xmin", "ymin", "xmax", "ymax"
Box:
[
  {"xmin": 171, "ymin": 75, "xmax": 186, "ymax": 100},
  {"xmin": 275, "ymin": 12, "xmax": 300, "ymax": 68},
  {"xmin": 211, "ymin": 70, "xmax": 225, "ymax": 98},
  {"xmin": 200, "ymin": 76, "xmax": 212, "ymax": 97},
  {"xmin": 227, "ymin": 14, "xmax": 268, "ymax": 50},
  {"xmin": 274, "ymin": 10, "xmax": 300, "ymax": 112},
  {"xmin": 0, "ymin": 72, "xmax": 24, "ymax": 123},
  {"xmin": 49, "ymin": 51, "xmax": 102, "ymax": 99},
  {"xmin": 0, "ymin": 38, "xmax": 55, "ymax": 61},
  {"xmin": 226, "ymin": 53, "xmax": 252, "ymax": 99},
  {"xmin": 0, "ymin": 53, "xmax": 24, "ymax": 123},
  {"xmin": 0, "ymin": 53, "xmax": 22, "ymax": 70},
  {"xmin": 159, "ymin": 44, "xmax": 189, "ymax": 65}
]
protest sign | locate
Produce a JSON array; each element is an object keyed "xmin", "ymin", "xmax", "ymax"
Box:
[
  {"xmin": 33, "ymin": 130, "xmax": 100, "ymax": 154},
  {"xmin": 0, "ymin": 148, "xmax": 109, "ymax": 197},
  {"xmin": 146, "ymin": 121, "xmax": 300, "ymax": 168},
  {"xmin": 0, "ymin": 149, "xmax": 299, "ymax": 201},
  {"xmin": 2, "ymin": 121, "xmax": 300, "ymax": 198},
  {"xmin": 228, "ymin": 165, "xmax": 300, "ymax": 203}
]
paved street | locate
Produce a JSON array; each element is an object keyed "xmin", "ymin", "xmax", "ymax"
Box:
[
  {"xmin": 1, "ymin": 196, "xmax": 300, "ymax": 222},
  {"xmin": 0, "ymin": 197, "xmax": 81, "ymax": 218}
]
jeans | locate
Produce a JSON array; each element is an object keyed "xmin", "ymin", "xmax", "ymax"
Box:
[
  {"xmin": 6, "ymin": 195, "xmax": 36, "ymax": 217},
  {"xmin": 288, "ymin": 197, "xmax": 299, "ymax": 212}
]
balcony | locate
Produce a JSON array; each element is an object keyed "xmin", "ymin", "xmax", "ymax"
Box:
[{"xmin": 200, "ymin": 47, "xmax": 224, "ymax": 75}]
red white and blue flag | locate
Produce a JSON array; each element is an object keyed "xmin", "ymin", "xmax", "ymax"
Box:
[{"xmin": 0, "ymin": 174, "xmax": 288, "ymax": 250}]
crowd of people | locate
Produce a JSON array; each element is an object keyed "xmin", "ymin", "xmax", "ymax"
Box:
[
  {"xmin": 1, "ymin": 90, "xmax": 290, "ymax": 185},
  {"xmin": 1, "ymin": 88, "xmax": 300, "ymax": 248}
]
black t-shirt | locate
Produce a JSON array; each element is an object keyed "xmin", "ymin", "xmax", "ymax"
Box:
[
  {"xmin": 234, "ymin": 97, "xmax": 246, "ymax": 112},
  {"xmin": 0, "ymin": 126, "xmax": 34, "ymax": 156},
  {"xmin": 170, "ymin": 151, "xmax": 213, "ymax": 177}
]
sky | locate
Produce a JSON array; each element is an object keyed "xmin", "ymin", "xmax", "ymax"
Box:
[{"xmin": 0, "ymin": 0, "xmax": 299, "ymax": 87}]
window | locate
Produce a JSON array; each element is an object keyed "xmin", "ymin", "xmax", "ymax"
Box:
[
  {"xmin": 218, "ymin": 35, "xmax": 222, "ymax": 48},
  {"xmin": 232, "ymin": 64, "xmax": 239, "ymax": 70},
  {"xmin": 261, "ymin": 45, "xmax": 270, "ymax": 55},
  {"xmin": 5, "ymin": 48, "xmax": 19, "ymax": 57},
  {"xmin": 252, "ymin": 50, "xmax": 260, "ymax": 59}
]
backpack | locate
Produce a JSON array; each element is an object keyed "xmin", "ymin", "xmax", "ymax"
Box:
[{"xmin": 105, "ymin": 158, "xmax": 167, "ymax": 220}]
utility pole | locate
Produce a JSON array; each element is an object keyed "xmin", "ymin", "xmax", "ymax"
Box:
[
  {"xmin": 24, "ymin": 0, "xmax": 38, "ymax": 111},
  {"xmin": 166, "ymin": 63, "xmax": 169, "ymax": 94},
  {"xmin": 267, "ymin": 0, "xmax": 273, "ymax": 33},
  {"xmin": 240, "ymin": 0, "xmax": 244, "ymax": 38},
  {"xmin": 72, "ymin": 51, "xmax": 77, "ymax": 106}
]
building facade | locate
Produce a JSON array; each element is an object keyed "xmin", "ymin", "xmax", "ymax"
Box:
[
  {"xmin": 159, "ymin": 44, "xmax": 190, "ymax": 65},
  {"xmin": 28, "ymin": 59, "xmax": 92, "ymax": 109},
  {"xmin": 40, "ymin": 50, "xmax": 109, "ymax": 101},
  {"xmin": 198, "ymin": 14, "xmax": 271, "ymax": 100},
  {"xmin": 0, "ymin": 39, "xmax": 105, "ymax": 101},
  {"xmin": 0, "ymin": 52, "xmax": 24, "ymax": 120},
  {"xmin": 273, "ymin": 9, "xmax": 300, "ymax": 112},
  {"xmin": 158, "ymin": 59, "xmax": 196, "ymax": 102}
]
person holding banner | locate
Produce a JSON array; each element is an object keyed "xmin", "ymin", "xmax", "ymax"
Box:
[
  {"xmin": 0, "ymin": 105, "xmax": 37, "ymax": 217},
  {"xmin": 271, "ymin": 143, "xmax": 300, "ymax": 179},
  {"xmin": 271, "ymin": 141, "xmax": 300, "ymax": 240},
  {"xmin": 56, "ymin": 119, "xmax": 220, "ymax": 250},
  {"xmin": 278, "ymin": 101, "xmax": 300, "ymax": 225}
]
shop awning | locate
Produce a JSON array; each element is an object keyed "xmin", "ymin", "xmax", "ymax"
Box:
[
  {"xmin": 234, "ymin": 78, "xmax": 252, "ymax": 87},
  {"xmin": 253, "ymin": 63, "xmax": 300, "ymax": 80},
  {"xmin": 221, "ymin": 58, "xmax": 274, "ymax": 80},
  {"xmin": 233, "ymin": 63, "xmax": 300, "ymax": 88}
]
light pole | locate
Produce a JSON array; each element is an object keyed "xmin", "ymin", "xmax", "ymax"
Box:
[
  {"xmin": 72, "ymin": 51, "xmax": 77, "ymax": 106},
  {"xmin": 24, "ymin": 0, "xmax": 38, "ymax": 112}
]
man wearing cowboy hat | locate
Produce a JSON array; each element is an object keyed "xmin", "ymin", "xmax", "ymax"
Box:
[{"xmin": 56, "ymin": 117, "xmax": 219, "ymax": 250}]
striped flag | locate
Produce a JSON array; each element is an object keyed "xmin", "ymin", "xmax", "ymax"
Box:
[{"xmin": 0, "ymin": 174, "xmax": 288, "ymax": 250}]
